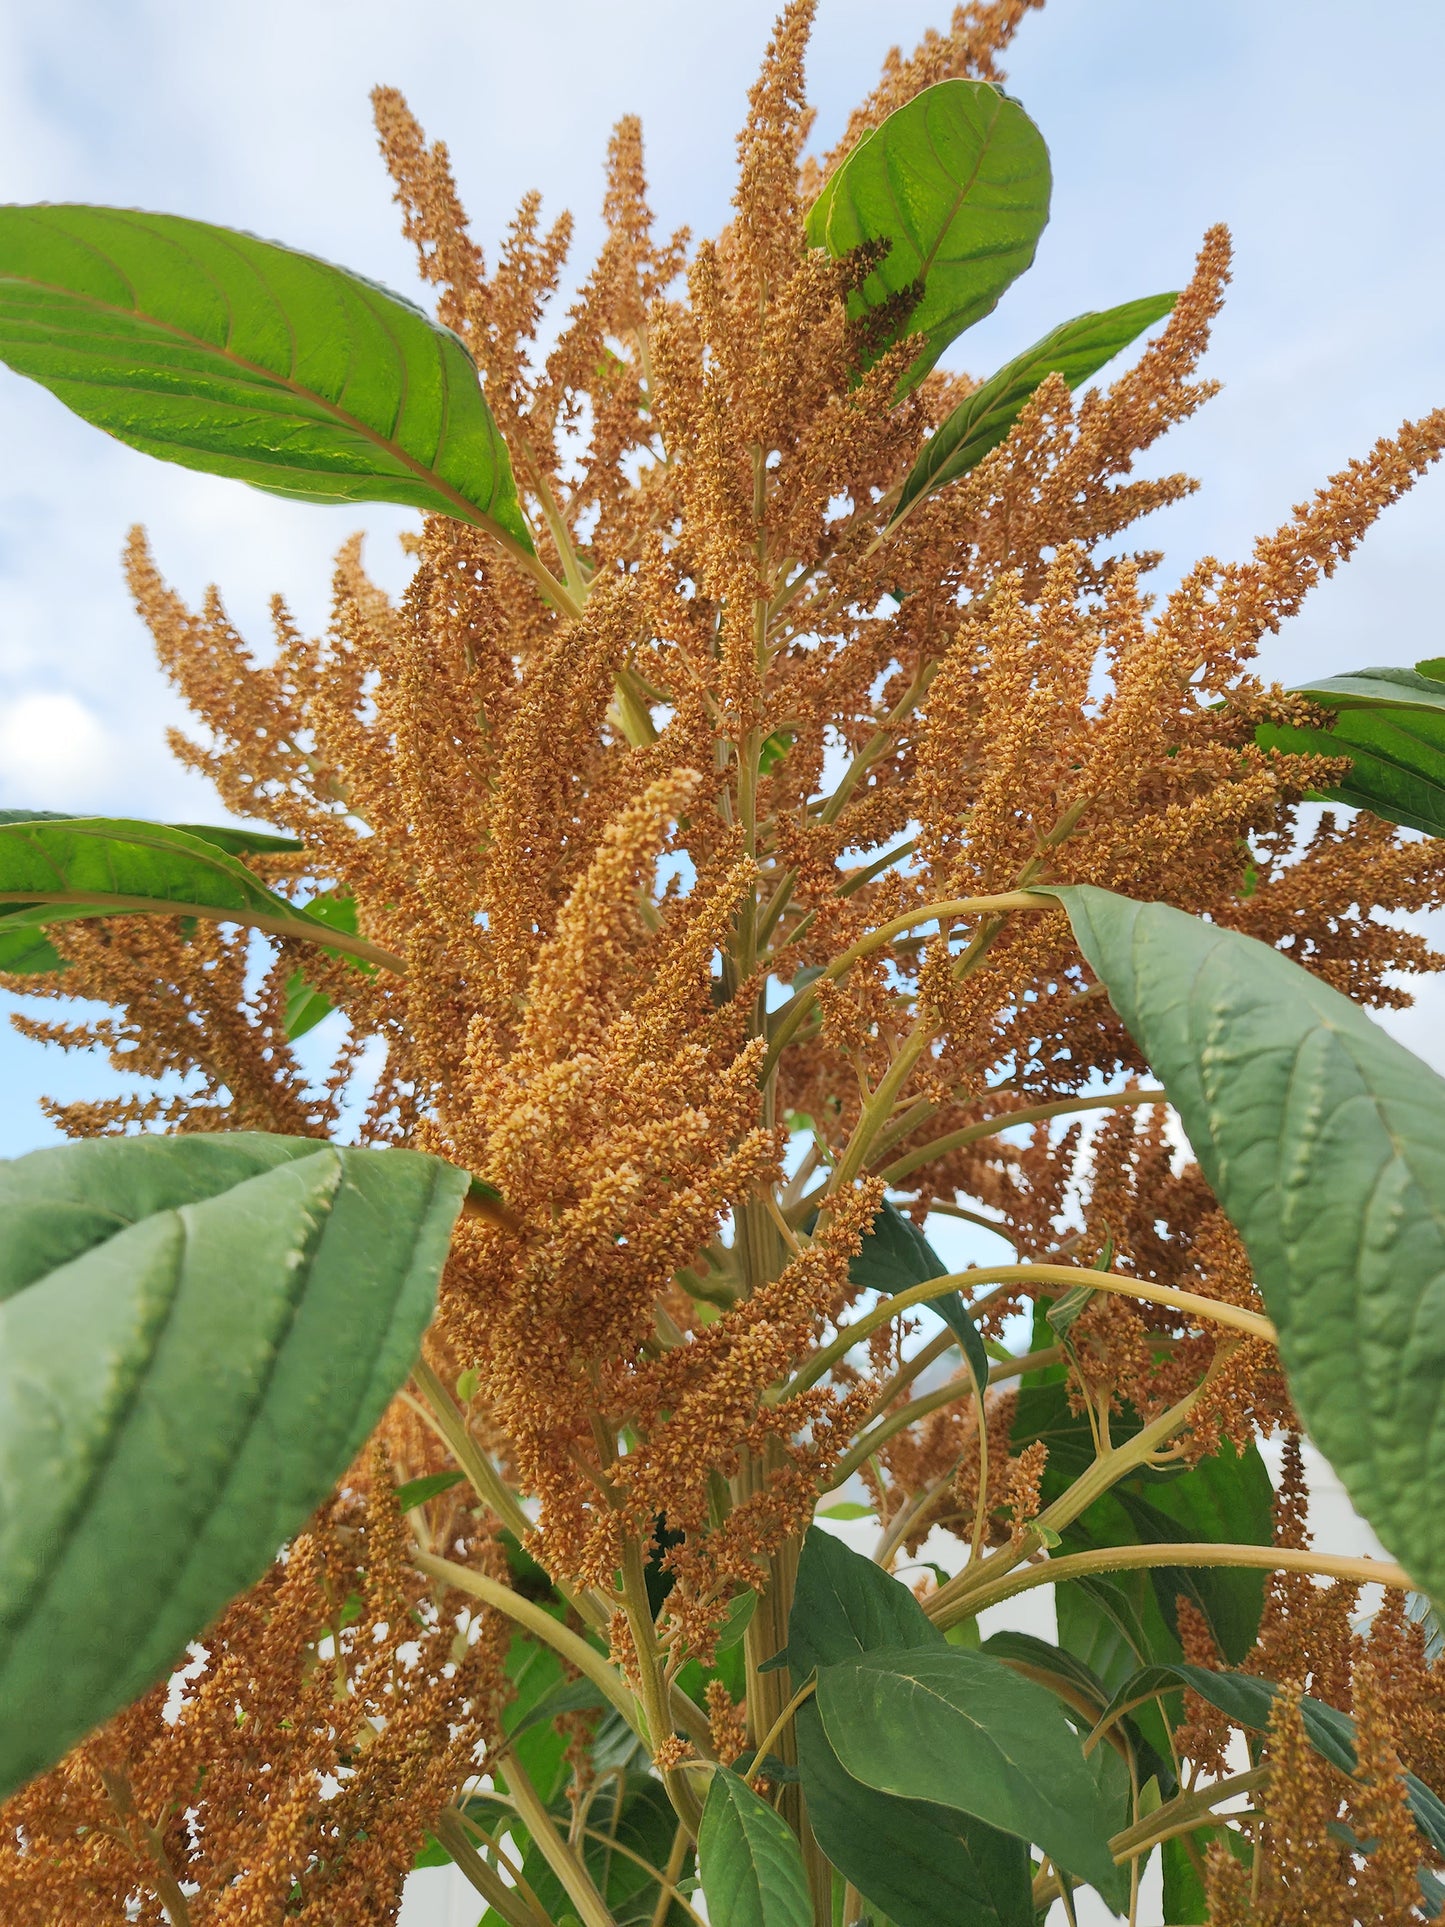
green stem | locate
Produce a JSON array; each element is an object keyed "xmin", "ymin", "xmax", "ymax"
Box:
[
  {"xmin": 961, "ymin": 1541, "xmax": 1415, "ymax": 1620},
  {"xmin": 762, "ymin": 893, "xmax": 1052, "ymax": 1078},
  {"xmin": 790, "ymin": 1263, "xmax": 1274, "ymax": 1398},
  {"xmin": 415, "ymin": 1552, "xmax": 646, "ymax": 1739},
  {"xmin": 433, "ymin": 1808, "xmax": 546, "ymax": 1927},
  {"xmin": 621, "ymin": 1538, "xmax": 705, "ymax": 1834},
  {"xmin": 507, "ymin": 1755, "xmax": 618, "ymax": 1927},
  {"xmin": 1031, "ymin": 1768, "xmax": 1269, "ymax": 1910},
  {"xmin": 877, "ymin": 1087, "xmax": 1168, "ymax": 1189}
]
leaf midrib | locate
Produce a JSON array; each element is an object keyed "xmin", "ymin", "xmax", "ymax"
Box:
[{"xmin": 0, "ymin": 259, "xmax": 503, "ymax": 537}]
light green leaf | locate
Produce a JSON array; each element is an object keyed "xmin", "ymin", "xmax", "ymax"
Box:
[
  {"xmin": 392, "ymin": 1469, "xmax": 466, "ymax": 1512},
  {"xmin": 0, "ymin": 204, "xmax": 532, "ymax": 549},
  {"xmin": 698, "ymin": 1768, "xmax": 813, "ymax": 1927},
  {"xmin": 716, "ymin": 1588, "xmax": 758, "ymax": 1649},
  {"xmin": 1255, "ymin": 662, "xmax": 1445, "ymax": 836},
  {"xmin": 0, "ymin": 815, "xmax": 397, "ymax": 971},
  {"xmin": 0, "ymin": 1129, "xmax": 467, "ymax": 1798},
  {"xmin": 1047, "ymin": 883, "xmax": 1445, "ymax": 1600},
  {"xmin": 816, "ymin": 1648, "xmax": 1120, "ymax": 1890},
  {"xmin": 282, "ymin": 889, "xmax": 373, "ymax": 1038},
  {"xmin": 806, "ymin": 80, "xmax": 1051, "ymax": 388},
  {"xmin": 893, "ymin": 292, "xmax": 1177, "ymax": 520},
  {"xmin": 817, "ymin": 1500, "xmax": 876, "ymax": 1521}
]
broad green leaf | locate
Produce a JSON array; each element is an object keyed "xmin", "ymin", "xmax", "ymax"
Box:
[
  {"xmin": 816, "ymin": 1647, "xmax": 1119, "ymax": 1890},
  {"xmin": 785, "ymin": 1524, "xmax": 941, "ymax": 1678},
  {"xmin": 716, "ymin": 1588, "xmax": 758, "ymax": 1649},
  {"xmin": 796, "ymin": 1703, "xmax": 1032, "ymax": 1927},
  {"xmin": 0, "ymin": 809, "xmax": 304, "ymax": 857},
  {"xmin": 0, "ymin": 1129, "xmax": 467, "ymax": 1797},
  {"xmin": 0, "ymin": 205, "xmax": 533, "ymax": 549},
  {"xmin": 1098, "ymin": 1663, "xmax": 1445, "ymax": 1864},
  {"xmin": 1160, "ymin": 1832, "xmax": 1213, "ymax": 1923},
  {"xmin": 1048, "ymin": 883, "xmax": 1445, "ymax": 1600},
  {"xmin": 806, "ymin": 80, "xmax": 1051, "ymax": 387},
  {"xmin": 892, "ymin": 293, "xmax": 1176, "ymax": 520},
  {"xmin": 1255, "ymin": 663, "xmax": 1445, "ymax": 835},
  {"xmin": 0, "ymin": 815, "xmax": 395, "ymax": 971},
  {"xmin": 786, "ymin": 1531, "xmax": 1032, "ymax": 1927},
  {"xmin": 698, "ymin": 1768, "xmax": 812, "ymax": 1927},
  {"xmin": 849, "ymin": 1202, "xmax": 989, "ymax": 1391},
  {"xmin": 978, "ymin": 1629, "xmax": 1175, "ymax": 1798}
]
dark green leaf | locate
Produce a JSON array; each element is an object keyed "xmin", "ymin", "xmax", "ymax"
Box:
[
  {"xmin": 698, "ymin": 1768, "xmax": 812, "ymax": 1927},
  {"xmin": 0, "ymin": 1129, "xmax": 467, "ymax": 1797},
  {"xmin": 785, "ymin": 1525, "xmax": 942, "ymax": 1679},
  {"xmin": 816, "ymin": 1648, "xmax": 1119, "ymax": 1890},
  {"xmin": 1160, "ymin": 1832, "xmax": 1212, "ymax": 1923},
  {"xmin": 797, "ymin": 1702, "xmax": 1032, "ymax": 1927},
  {"xmin": 1048, "ymin": 883, "xmax": 1445, "ymax": 1600},
  {"xmin": 849, "ymin": 1202, "xmax": 989, "ymax": 1391},
  {"xmin": 0, "ymin": 205, "xmax": 532, "ymax": 548},
  {"xmin": 1256, "ymin": 664, "xmax": 1445, "ymax": 836},
  {"xmin": 805, "ymin": 80, "xmax": 1051, "ymax": 387},
  {"xmin": 1097, "ymin": 1663, "xmax": 1445, "ymax": 1864},
  {"xmin": 979, "ymin": 1629, "xmax": 1175, "ymax": 1798},
  {"xmin": 893, "ymin": 293, "xmax": 1176, "ymax": 519},
  {"xmin": 509, "ymin": 1672, "xmax": 609, "ymax": 1739},
  {"xmin": 0, "ymin": 816, "xmax": 394, "ymax": 970},
  {"xmin": 392, "ymin": 1469, "xmax": 466, "ymax": 1512}
]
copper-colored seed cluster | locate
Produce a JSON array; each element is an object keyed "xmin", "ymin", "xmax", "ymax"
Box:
[{"xmin": 6, "ymin": 0, "xmax": 1445, "ymax": 1916}]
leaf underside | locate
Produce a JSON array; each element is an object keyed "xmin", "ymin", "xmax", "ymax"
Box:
[
  {"xmin": 1050, "ymin": 883, "xmax": 1445, "ymax": 1601},
  {"xmin": 1257, "ymin": 663, "xmax": 1445, "ymax": 837},
  {"xmin": 0, "ymin": 204, "xmax": 532, "ymax": 548},
  {"xmin": 0, "ymin": 1130, "xmax": 467, "ymax": 1798}
]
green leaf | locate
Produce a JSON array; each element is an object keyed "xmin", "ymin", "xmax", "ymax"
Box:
[
  {"xmin": 796, "ymin": 1702, "xmax": 1033, "ymax": 1927},
  {"xmin": 698, "ymin": 1768, "xmax": 813, "ymax": 1927},
  {"xmin": 1255, "ymin": 664, "xmax": 1445, "ymax": 835},
  {"xmin": 785, "ymin": 1530, "xmax": 1032, "ymax": 1927},
  {"xmin": 717, "ymin": 1588, "xmax": 758, "ymax": 1649},
  {"xmin": 1047, "ymin": 882, "xmax": 1445, "ymax": 1600},
  {"xmin": 392, "ymin": 1469, "xmax": 465, "ymax": 1512},
  {"xmin": 0, "ymin": 1129, "xmax": 467, "ymax": 1798},
  {"xmin": 817, "ymin": 1501, "xmax": 876, "ymax": 1521},
  {"xmin": 0, "ymin": 815, "xmax": 396, "ymax": 971},
  {"xmin": 1160, "ymin": 1832, "xmax": 1212, "ymax": 1923},
  {"xmin": 849, "ymin": 1202, "xmax": 989, "ymax": 1392},
  {"xmin": 892, "ymin": 292, "xmax": 1176, "ymax": 519},
  {"xmin": 282, "ymin": 889, "xmax": 373, "ymax": 1038},
  {"xmin": 816, "ymin": 1648, "xmax": 1120, "ymax": 1890},
  {"xmin": 785, "ymin": 1524, "xmax": 942, "ymax": 1679},
  {"xmin": 805, "ymin": 80, "xmax": 1051, "ymax": 388},
  {"xmin": 0, "ymin": 205, "xmax": 533, "ymax": 549},
  {"xmin": 508, "ymin": 1672, "xmax": 608, "ymax": 1739},
  {"xmin": 978, "ymin": 1629, "xmax": 1176, "ymax": 1798},
  {"xmin": 1098, "ymin": 1663, "xmax": 1445, "ymax": 1864}
]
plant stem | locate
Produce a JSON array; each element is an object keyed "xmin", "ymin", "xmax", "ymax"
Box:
[
  {"xmin": 761, "ymin": 892, "xmax": 1053, "ymax": 1076},
  {"xmin": 433, "ymin": 1807, "xmax": 546, "ymax": 1927},
  {"xmin": 876, "ymin": 1087, "xmax": 1168, "ymax": 1188},
  {"xmin": 621, "ymin": 1537, "xmax": 705, "ymax": 1834},
  {"xmin": 1030, "ymin": 1767, "xmax": 1270, "ymax": 1910},
  {"xmin": 507, "ymin": 1755, "xmax": 618, "ymax": 1927},
  {"xmin": 743, "ymin": 1678, "xmax": 817, "ymax": 1787},
  {"xmin": 959, "ymin": 1541, "xmax": 1416, "ymax": 1618},
  {"xmin": 99, "ymin": 1770, "xmax": 192, "ymax": 1927},
  {"xmin": 789, "ymin": 1263, "xmax": 1274, "ymax": 1397},
  {"xmin": 415, "ymin": 1552, "xmax": 647, "ymax": 1739}
]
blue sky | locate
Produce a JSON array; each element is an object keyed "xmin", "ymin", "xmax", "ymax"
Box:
[{"xmin": 2, "ymin": 0, "xmax": 1444, "ymax": 1152}]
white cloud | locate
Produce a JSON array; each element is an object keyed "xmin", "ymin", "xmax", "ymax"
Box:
[{"xmin": 0, "ymin": 690, "xmax": 117, "ymax": 809}]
